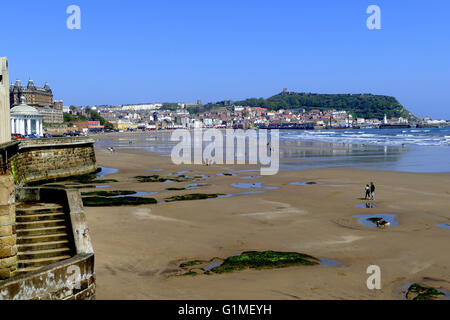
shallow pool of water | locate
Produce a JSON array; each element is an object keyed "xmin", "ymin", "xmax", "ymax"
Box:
[
  {"xmin": 319, "ymin": 258, "xmax": 342, "ymax": 267},
  {"xmin": 97, "ymin": 166, "xmax": 119, "ymax": 178},
  {"xmin": 353, "ymin": 214, "xmax": 399, "ymax": 228},
  {"xmin": 96, "ymin": 185, "xmax": 111, "ymax": 189},
  {"xmin": 356, "ymin": 203, "xmax": 377, "ymax": 209},
  {"xmin": 437, "ymin": 223, "xmax": 450, "ymax": 229},
  {"xmin": 240, "ymin": 176, "xmax": 262, "ymax": 180},
  {"xmin": 290, "ymin": 181, "xmax": 324, "ymax": 186},
  {"xmin": 218, "ymin": 191, "xmax": 265, "ymax": 198},
  {"xmin": 231, "ymin": 183, "xmax": 279, "ymax": 190},
  {"xmin": 176, "ymin": 170, "xmax": 194, "ymax": 175},
  {"xmin": 194, "ymin": 174, "xmax": 209, "ymax": 179},
  {"xmin": 203, "ymin": 262, "xmax": 224, "ymax": 271}
]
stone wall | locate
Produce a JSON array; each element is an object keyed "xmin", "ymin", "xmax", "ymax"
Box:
[
  {"xmin": 0, "ymin": 187, "xmax": 95, "ymax": 300},
  {"xmin": 0, "ymin": 175, "xmax": 17, "ymax": 279},
  {"xmin": 8, "ymin": 137, "xmax": 97, "ymax": 185}
]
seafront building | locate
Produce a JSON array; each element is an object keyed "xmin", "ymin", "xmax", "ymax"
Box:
[
  {"xmin": 10, "ymin": 80, "xmax": 63, "ymax": 124},
  {"xmin": 10, "ymin": 96, "xmax": 44, "ymax": 136},
  {"xmin": 10, "ymin": 79, "xmax": 53, "ymax": 107}
]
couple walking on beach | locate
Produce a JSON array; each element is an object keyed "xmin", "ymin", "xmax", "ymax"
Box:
[{"xmin": 365, "ymin": 182, "xmax": 375, "ymax": 200}]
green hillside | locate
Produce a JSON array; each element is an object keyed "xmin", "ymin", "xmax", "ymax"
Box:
[{"xmin": 236, "ymin": 92, "xmax": 416, "ymax": 120}]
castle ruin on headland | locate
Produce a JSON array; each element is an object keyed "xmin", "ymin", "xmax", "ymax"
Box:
[{"xmin": 0, "ymin": 57, "xmax": 96, "ymax": 300}]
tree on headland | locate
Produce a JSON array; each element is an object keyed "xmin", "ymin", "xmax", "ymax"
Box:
[{"xmin": 234, "ymin": 91, "xmax": 417, "ymax": 120}]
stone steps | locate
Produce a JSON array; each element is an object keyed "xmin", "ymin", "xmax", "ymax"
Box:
[
  {"xmin": 16, "ymin": 212, "xmax": 65, "ymax": 222},
  {"xmin": 16, "ymin": 225, "xmax": 68, "ymax": 237},
  {"xmin": 15, "ymin": 202, "xmax": 74, "ymax": 274},
  {"xmin": 18, "ymin": 247, "xmax": 71, "ymax": 260},
  {"xmin": 15, "ymin": 266, "xmax": 44, "ymax": 275},
  {"xmin": 17, "ymin": 240, "xmax": 70, "ymax": 252},
  {"xmin": 17, "ymin": 233, "xmax": 69, "ymax": 244},
  {"xmin": 16, "ymin": 203, "xmax": 64, "ymax": 216},
  {"xmin": 16, "ymin": 219, "xmax": 66, "ymax": 229},
  {"xmin": 17, "ymin": 255, "xmax": 72, "ymax": 269}
]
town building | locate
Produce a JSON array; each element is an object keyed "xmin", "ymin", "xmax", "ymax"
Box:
[
  {"xmin": 10, "ymin": 80, "xmax": 63, "ymax": 124},
  {"xmin": 10, "ymin": 80, "xmax": 53, "ymax": 107},
  {"xmin": 36, "ymin": 106, "xmax": 64, "ymax": 123}
]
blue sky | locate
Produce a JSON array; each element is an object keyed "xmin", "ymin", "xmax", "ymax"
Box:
[{"xmin": 1, "ymin": 0, "xmax": 449, "ymax": 119}]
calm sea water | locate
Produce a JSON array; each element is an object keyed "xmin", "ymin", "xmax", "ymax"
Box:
[{"xmin": 95, "ymin": 128, "xmax": 450, "ymax": 173}]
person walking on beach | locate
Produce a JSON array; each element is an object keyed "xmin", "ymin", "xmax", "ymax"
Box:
[
  {"xmin": 370, "ymin": 182, "xmax": 375, "ymax": 200},
  {"xmin": 365, "ymin": 184, "xmax": 371, "ymax": 200}
]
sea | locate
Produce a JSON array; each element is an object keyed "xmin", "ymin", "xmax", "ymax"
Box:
[{"xmin": 95, "ymin": 127, "xmax": 450, "ymax": 173}]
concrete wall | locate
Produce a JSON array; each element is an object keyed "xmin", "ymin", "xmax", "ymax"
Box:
[
  {"xmin": 0, "ymin": 187, "xmax": 95, "ymax": 300},
  {"xmin": 0, "ymin": 57, "xmax": 11, "ymax": 145},
  {"xmin": 8, "ymin": 137, "xmax": 97, "ymax": 185},
  {"xmin": 0, "ymin": 254, "xmax": 95, "ymax": 300}
]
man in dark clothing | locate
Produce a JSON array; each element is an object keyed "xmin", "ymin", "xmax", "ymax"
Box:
[
  {"xmin": 365, "ymin": 184, "xmax": 371, "ymax": 200},
  {"xmin": 370, "ymin": 182, "xmax": 375, "ymax": 200}
]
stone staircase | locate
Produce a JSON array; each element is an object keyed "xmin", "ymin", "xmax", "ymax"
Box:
[{"xmin": 15, "ymin": 203, "xmax": 74, "ymax": 275}]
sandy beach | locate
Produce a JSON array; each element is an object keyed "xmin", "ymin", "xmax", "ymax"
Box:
[{"xmin": 85, "ymin": 132, "xmax": 450, "ymax": 300}]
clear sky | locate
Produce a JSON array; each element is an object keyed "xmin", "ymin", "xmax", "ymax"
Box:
[{"xmin": 2, "ymin": 0, "xmax": 449, "ymax": 119}]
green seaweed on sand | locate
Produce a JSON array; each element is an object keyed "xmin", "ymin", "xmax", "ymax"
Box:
[
  {"xmin": 180, "ymin": 260, "xmax": 205, "ymax": 268},
  {"xmin": 223, "ymin": 173, "xmax": 233, "ymax": 176},
  {"xmin": 82, "ymin": 196, "xmax": 157, "ymax": 207},
  {"xmin": 44, "ymin": 184, "xmax": 94, "ymax": 189},
  {"xmin": 166, "ymin": 187, "xmax": 186, "ymax": 191},
  {"xmin": 406, "ymin": 283, "xmax": 446, "ymax": 300},
  {"xmin": 81, "ymin": 190, "xmax": 137, "ymax": 197},
  {"xmin": 306, "ymin": 182, "xmax": 317, "ymax": 185},
  {"xmin": 165, "ymin": 193, "xmax": 220, "ymax": 202},
  {"xmin": 90, "ymin": 179, "xmax": 118, "ymax": 184},
  {"xmin": 134, "ymin": 175, "xmax": 191, "ymax": 183},
  {"xmin": 135, "ymin": 175, "xmax": 167, "ymax": 182},
  {"xmin": 178, "ymin": 271, "xmax": 199, "ymax": 277},
  {"xmin": 210, "ymin": 251, "xmax": 320, "ymax": 274},
  {"xmin": 26, "ymin": 168, "xmax": 118, "ymax": 187},
  {"xmin": 177, "ymin": 251, "xmax": 321, "ymax": 276}
]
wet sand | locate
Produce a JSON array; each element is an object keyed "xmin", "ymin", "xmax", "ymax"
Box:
[{"xmin": 85, "ymin": 133, "xmax": 450, "ymax": 300}]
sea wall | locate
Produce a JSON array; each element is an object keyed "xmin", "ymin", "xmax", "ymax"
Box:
[
  {"xmin": 6, "ymin": 137, "xmax": 97, "ymax": 185},
  {"xmin": 0, "ymin": 174, "xmax": 17, "ymax": 280},
  {"xmin": 0, "ymin": 187, "xmax": 95, "ymax": 300}
]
